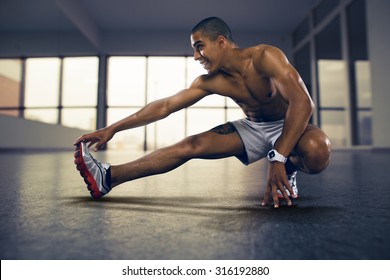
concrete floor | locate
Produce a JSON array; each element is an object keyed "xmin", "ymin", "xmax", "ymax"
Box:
[{"xmin": 0, "ymin": 149, "xmax": 389, "ymax": 260}]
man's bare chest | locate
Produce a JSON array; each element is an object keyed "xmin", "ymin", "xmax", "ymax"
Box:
[{"xmin": 211, "ymin": 72, "xmax": 276, "ymax": 105}]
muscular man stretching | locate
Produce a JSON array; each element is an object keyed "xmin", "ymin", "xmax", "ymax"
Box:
[{"xmin": 74, "ymin": 17, "xmax": 331, "ymax": 208}]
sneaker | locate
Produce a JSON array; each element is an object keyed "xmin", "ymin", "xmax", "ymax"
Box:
[
  {"xmin": 277, "ymin": 171, "xmax": 298, "ymax": 199},
  {"xmin": 74, "ymin": 142, "xmax": 111, "ymax": 199}
]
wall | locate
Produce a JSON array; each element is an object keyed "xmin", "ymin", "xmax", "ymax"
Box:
[
  {"xmin": 366, "ymin": 0, "xmax": 390, "ymax": 148},
  {"xmin": 0, "ymin": 115, "xmax": 89, "ymax": 151},
  {"xmin": 0, "ymin": 31, "xmax": 97, "ymax": 57},
  {"xmin": 0, "ymin": 30, "xmax": 294, "ymax": 60},
  {"xmin": 100, "ymin": 30, "xmax": 293, "ymax": 58}
]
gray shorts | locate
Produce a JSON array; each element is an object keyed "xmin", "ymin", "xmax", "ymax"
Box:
[{"xmin": 231, "ymin": 118, "xmax": 284, "ymax": 165}]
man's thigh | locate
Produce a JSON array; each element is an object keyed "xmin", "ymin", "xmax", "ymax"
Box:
[{"xmin": 189, "ymin": 122, "xmax": 246, "ymax": 160}]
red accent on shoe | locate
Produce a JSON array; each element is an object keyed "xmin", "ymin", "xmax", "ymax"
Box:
[{"xmin": 74, "ymin": 143, "xmax": 104, "ymax": 199}]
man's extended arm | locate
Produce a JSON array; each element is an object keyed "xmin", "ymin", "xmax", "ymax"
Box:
[{"xmin": 74, "ymin": 84, "xmax": 209, "ymax": 151}]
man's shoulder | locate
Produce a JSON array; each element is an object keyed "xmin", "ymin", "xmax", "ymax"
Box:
[
  {"xmin": 249, "ymin": 44, "xmax": 289, "ymax": 74},
  {"xmin": 248, "ymin": 44, "xmax": 285, "ymax": 57},
  {"xmin": 191, "ymin": 72, "xmax": 223, "ymax": 88}
]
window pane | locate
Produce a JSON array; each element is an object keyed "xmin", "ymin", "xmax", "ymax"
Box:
[
  {"xmin": 320, "ymin": 110, "xmax": 346, "ymax": 147},
  {"xmin": 107, "ymin": 108, "xmax": 145, "ymax": 150},
  {"xmin": 0, "ymin": 110, "xmax": 19, "ymax": 117},
  {"xmin": 24, "ymin": 109, "xmax": 58, "ymax": 124},
  {"xmin": 314, "ymin": 0, "xmax": 339, "ymax": 26},
  {"xmin": 0, "ymin": 59, "xmax": 21, "ymax": 117},
  {"xmin": 62, "ymin": 108, "xmax": 96, "ymax": 130},
  {"xmin": 62, "ymin": 57, "xmax": 99, "ymax": 106},
  {"xmin": 318, "ymin": 60, "xmax": 348, "ymax": 107},
  {"xmin": 347, "ymin": 0, "xmax": 368, "ymax": 61},
  {"xmin": 315, "ymin": 16, "xmax": 342, "ymax": 60},
  {"xmin": 293, "ymin": 17, "xmax": 310, "ymax": 46},
  {"xmin": 355, "ymin": 60, "xmax": 372, "ymax": 108},
  {"xmin": 147, "ymin": 57, "xmax": 185, "ymax": 102},
  {"xmin": 294, "ymin": 43, "xmax": 312, "ymax": 96},
  {"xmin": 25, "ymin": 58, "xmax": 60, "ymax": 107},
  {"xmin": 186, "ymin": 108, "xmax": 225, "ymax": 136},
  {"xmin": 146, "ymin": 110, "xmax": 185, "ymax": 150},
  {"xmin": 357, "ymin": 110, "xmax": 372, "ymax": 145},
  {"xmin": 107, "ymin": 57, "xmax": 146, "ymax": 106}
]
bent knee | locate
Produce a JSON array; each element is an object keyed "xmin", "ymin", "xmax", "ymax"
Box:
[
  {"xmin": 304, "ymin": 152, "xmax": 331, "ymax": 174},
  {"xmin": 295, "ymin": 128, "xmax": 332, "ymax": 174}
]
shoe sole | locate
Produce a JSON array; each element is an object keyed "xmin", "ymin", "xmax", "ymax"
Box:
[{"xmin": 74, "ymin": 143, "xmax": 104, "ymax": 199}]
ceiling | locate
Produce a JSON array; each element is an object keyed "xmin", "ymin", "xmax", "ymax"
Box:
[{"xmin": 0, "ymin": 0, "xmax": 320, "ymax": 54}]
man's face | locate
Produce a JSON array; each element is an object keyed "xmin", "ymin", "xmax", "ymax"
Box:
[{"xmin": 190, "ymin": 31, "xmax": 223, "ymax": 73}]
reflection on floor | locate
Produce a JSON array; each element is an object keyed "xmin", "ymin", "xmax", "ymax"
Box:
[{"xmin": 0, "ymin": 149, "xmax": 389, "ymax": 259}]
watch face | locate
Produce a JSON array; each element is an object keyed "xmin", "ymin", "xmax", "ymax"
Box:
[{"xmin": 268, "ymin": 150, "xmax": 275, "ymax": 159}]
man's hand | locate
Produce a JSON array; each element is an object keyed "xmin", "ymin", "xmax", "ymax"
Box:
[
  {"xmin": 262, "ymin": 162, "xmax": 295, "ymax": 208},
  {"xmin": 73, "ymin": 127, "xmax": 115, "ymax": 152}
]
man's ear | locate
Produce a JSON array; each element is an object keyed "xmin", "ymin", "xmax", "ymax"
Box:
[{"xmin": 217, "ymin": 35, "xmax": 227, "ymax": 47}]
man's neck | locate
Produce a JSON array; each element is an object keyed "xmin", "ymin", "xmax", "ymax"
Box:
[{"xmin": 219, "ymin": 48, "xmax": 250, "ymax": 76}]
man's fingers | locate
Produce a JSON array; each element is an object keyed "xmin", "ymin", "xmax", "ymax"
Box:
[
  {"xmin": 284, "ymin": 179, "xmax": 296, "ymax": 199},
  {"xmin": 271, "ymin": 185, "xmax": 280, "ymax": 208},
  {"xmin": 74, "ymin": 136, "xmax": 85, "ymax": 145},
  {"xmin": 74, "ymin": 134, "xmax": 95, "ymax": 146},
  {"xmin": 93, "ymin": 141, "xmax": 103, "ymax": 152},
  {"xmin": 278, "ymin": 183, "xmax": 293, "ymax": 206},
  {"xmin": 262, "ymin": 185, "xmax": 271, "ymax": 206},
  {"xmin": 87, "ymin": 139, "xmax": 98, "ymax": 149},
  {"xmin": 272, "ymin": 184, "xmax": 293, "ymax": 208},
  {"xmin": 281, "ymin": 187, "xmax": 293, "ymax": 206}
]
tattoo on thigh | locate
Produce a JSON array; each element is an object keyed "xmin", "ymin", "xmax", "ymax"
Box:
[{"xmin": 210, "ymin": 122, "xmax": 237, "ymax": 135}]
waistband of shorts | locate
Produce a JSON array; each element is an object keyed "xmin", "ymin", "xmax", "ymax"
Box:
[{"xmin": 242, "ymin": 117, "xmax": 285, "ymax": 124}]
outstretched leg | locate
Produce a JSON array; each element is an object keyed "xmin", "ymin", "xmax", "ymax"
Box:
[{"xmin": 110, "ymin": 122, "xmax": 245, "ymax": 188}]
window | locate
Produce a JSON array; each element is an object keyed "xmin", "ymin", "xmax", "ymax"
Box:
[
  {"xmin": 0, "ymin": 59, "xmax": 22, "ymax": 117},
  {"xmin": 293, "ymin": 17, "xmax": 310, "ymax": 46},
  {"xmin": 318, "ymin": 60, "xmax": 348, "ymax": 108},
  {"xmin": 146, "ymin": 57, "xmax": 186, "ymax": 149},
  {"xmin": 106, "ymin": 56, "xmax": 241, "ymax": 151},
  {"xmin": 107, "ymin": 108, "xmax": 145, "ymax": 150},
  {"xmin": 355, "ymin": 61, "xmax": 372, "ymax": 145},
  {"xmin": 2, "ymin": 57, "xmax": 99, "ymax": 130},
  {"xmin": 292, "ymin": 0, "xmax": 372, "ymax": 147},
  {"xmin": 313, "ymin": 0, "xmax": 340, "ymax": 26},
  {"xmin": 317, "ymin": 60, "xmax": 348, "ymax": 146},
  {"xmin": 62, "ymin": 57, "xmax": 98, "ymax": 107},
  {"xmin": 61, "ymin": 57, "xmax": 98, "ymax": 130},
  {"xmin": 347, "ymin": 0, "xmax": 372, "ymax": 145},
  {"xmin": 107, "ymin": 57, "xmax": 146, "ymax": 107},
  {"xmin": 293, "ymin": 43, "xmax": 312, "ymax": 98},
  {"xmin": 24, "ymin": 58, "xmax": 61, "ymax": 124},
  {"xmin": 4, "ymin": 55, "xmax": 244, "ymax": 151},
  {"xmin": 315, "ymin": 16, "xmax": 349, "ymax": 147},
  {"xmin": 106, "ymin": 57, "xmax": 147, "ymax": 150}
]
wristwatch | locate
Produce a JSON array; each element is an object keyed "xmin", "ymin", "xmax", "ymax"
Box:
[{"xmin": 267, "ymin": 149, "xmax": 287, "ymax": 163}]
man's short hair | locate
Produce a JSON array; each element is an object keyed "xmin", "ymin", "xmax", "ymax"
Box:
[{"xmin": 191, "ymin": 17, "xmax": 235, "ymax": 42}]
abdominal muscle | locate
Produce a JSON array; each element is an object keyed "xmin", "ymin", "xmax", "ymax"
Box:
[{"xmin": 235, "ymin": 94, "xmax": 288, "ymax": 122}]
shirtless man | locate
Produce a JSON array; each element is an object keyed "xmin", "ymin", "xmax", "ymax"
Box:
[{"xmin": 74, "ymin": 17, "xmax": 331, "ymax": 208}]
